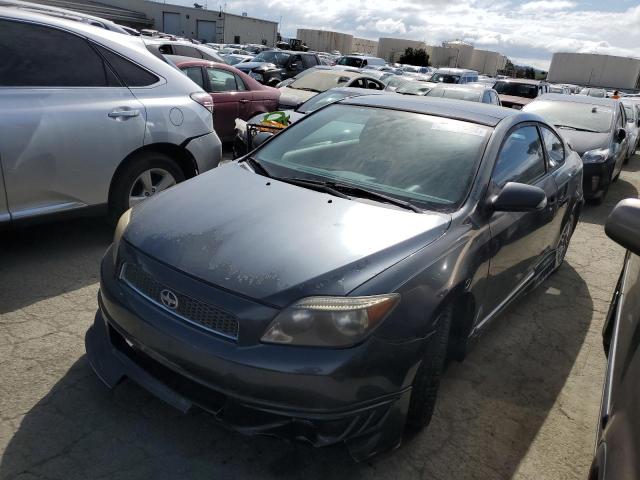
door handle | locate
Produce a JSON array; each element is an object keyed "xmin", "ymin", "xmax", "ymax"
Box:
[
  {"xmin": 108, "ymin": 109, "xmax": 140, "ymax": 119},
  {"xmin": 239, "ymin": 99, "xmax": 250, "ymax": 104}
]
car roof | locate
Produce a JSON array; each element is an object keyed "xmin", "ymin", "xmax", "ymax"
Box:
[
  {"xmin": 536, "ymin": 93, "xmax": 620, "ymax": 107},
  {"xmin": 165, "ymin": 54, "xmax": 226, "ymax": 67},
  {"xmin": 430, "ymin": 84, "xmax": 490, "ymax": 92},
  {"xmin": 496, "ymin": 78, "xmax": 545, "ymax": 85},
  {"xmin": 304, "ymin": 70, "xmax": 363, "ymax": 79},
  {"xmin": 340, "ymin": 94, "xmax": 520, "ymax": 126},
  {"xmin": 435, "ymin": 68, "xmax": 477, "ymax": 74}
]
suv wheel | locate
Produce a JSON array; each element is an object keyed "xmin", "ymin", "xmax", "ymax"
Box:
[
  {"xmin": 109, "ymin": 151, "xmax": 184, "ymax": 224},
  {"xmin": 405, "ymin": 305, "xmax": 451, "ymax": 430}
]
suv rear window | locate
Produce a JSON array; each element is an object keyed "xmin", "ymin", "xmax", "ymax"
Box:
[
  {"xmin": 0, "ymin": 19, "xmax": 120, "ymax": 87},
  {"xmin": 94, "ymin": 44, "xmax": 159, "ymax": 87}
]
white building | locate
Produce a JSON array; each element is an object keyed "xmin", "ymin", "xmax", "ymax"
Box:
[
  {"xmin": 27, "ymin": 0, "xmax": 278, "ymax": 44},
  {"xmin": 352, "ymin": 37, "xmax": 378, "ymax": 56},
  {"xmin": 377, "ymin": 37, "xmax": 427, "ymax": 63},
  {"xmin": 297, "ymin": 29, "xmax": 353, "ymax": 54},
  {"xmin": 441, "ymin": 40, "xmax": 474, "ymax": 69},
  {"xmin": 547, "ymin": 52, "xmax": 640, "ymax": 89},
  {"xmin": 470, "ymin": 49, "xmax": 500, "ymax": 76}
]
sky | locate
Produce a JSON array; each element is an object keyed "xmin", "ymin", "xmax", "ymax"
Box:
[{"xmin": 172, "ymin": 0, "xmax": 640, "ymax": 69}]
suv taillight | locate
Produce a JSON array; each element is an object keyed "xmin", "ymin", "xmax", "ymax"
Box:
[{"xmin": 190, "ymin": 92, "xmax": 213, "ymax": 113}]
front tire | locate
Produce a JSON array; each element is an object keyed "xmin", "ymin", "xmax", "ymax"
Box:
[
  {"xmin": 108, "ymin": 151, "xmax": 185, "ymax": 224},
  {"xmin": 405, "ymin": 305, "xmax": 451, "ymax": 430},
  {"xmin": 554, "ymin": 212, "xmax": 575, "ymax": 271}
]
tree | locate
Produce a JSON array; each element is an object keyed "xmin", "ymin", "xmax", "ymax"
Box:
[{"xmin": 397, "ymin": 47, "xmax": 430, "ymax": 67}]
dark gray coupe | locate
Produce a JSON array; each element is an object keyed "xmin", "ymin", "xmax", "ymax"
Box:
[{"xmin": 86, "ymin": 95, "xmax": 584, "ymax": 460}]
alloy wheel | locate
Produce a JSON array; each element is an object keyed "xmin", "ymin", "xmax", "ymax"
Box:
[{"xmin": 128, "ymin": 168, "xmax": 176, "ymax": 208}]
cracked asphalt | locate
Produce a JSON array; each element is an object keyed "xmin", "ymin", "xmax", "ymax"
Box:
[{"xmin": 1, "ymin": 157, "xmax": 639, "ymax": 480}]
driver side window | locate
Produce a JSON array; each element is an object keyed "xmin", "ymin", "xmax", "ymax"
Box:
[{"xmin": 492, "ymin": 126, "xmax": 546, "ymax": 187}]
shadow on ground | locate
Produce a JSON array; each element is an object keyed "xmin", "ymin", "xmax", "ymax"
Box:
[
  {"xmin": 0, "ymin": 261, "xmax": 592, "ymax": 480},
  {"xmin": 0, "ymin": 218, "xmax": 112, "ymax": 314}
]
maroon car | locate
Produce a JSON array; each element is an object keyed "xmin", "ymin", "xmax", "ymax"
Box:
[{"xmin": 170, "ymin": 56, "xmax": 280, "ymax": 141}]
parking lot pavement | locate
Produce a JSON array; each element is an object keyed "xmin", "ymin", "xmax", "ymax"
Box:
[{"xmin": 1, "ymin": 158, "xmax": 638, "ymax": 480}]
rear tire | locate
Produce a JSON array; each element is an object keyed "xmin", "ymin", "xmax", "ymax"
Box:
[
  {"xmin": 108, "ymin": 151, "xmax": 185, "ymax": 225},
  {"xmin": 405, "ymin": 305, "xmax": 452, "ymax": 431}
]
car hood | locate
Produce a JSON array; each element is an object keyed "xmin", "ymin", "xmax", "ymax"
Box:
[
  {"xmin": 499, "ymin": 95, "xmax": 533, "ymax": 106},
  {"xmin": 556, "ymin": 129, "xmax": 610, "ymax": 155},
  {"xmin": 235, "ymin": 61, "xmax": 279, "ymax": 72},
  {"xmin": 247, "ymin": 109, "xmax": 306, "ymax": 125},
  {"xmin": 278, "ymin": 87, "xmax": 316, "ymax": 106},
  {"xmin": 125, "ymin": 163, "xmax": 451, "ymax": 306}
]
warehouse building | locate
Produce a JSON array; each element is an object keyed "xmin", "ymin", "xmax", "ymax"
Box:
[
  {"xmin": 470, "ymin": 49, "xmax": 500, "ymax": 76},
  {"xmin": 28, "ymin": 0, "xmax": 278, "ymax": 44},
  {"xmin": 441, "ymin": 40, "xmax": 474, "ymax": 69},
  {"xmin": 297, "ymin": 28, "xmax": 352, "ymax": 55},
  {"xmin": 377, "ymin": 37, "xmax": 427, "ymax": 62},
  {"xmin": 352, "ymin": 37, "xmax": 378, "ymax": 55},
  {"xmin": 547, "ymin": 52, "xmax": 640, "ymax": 89}
]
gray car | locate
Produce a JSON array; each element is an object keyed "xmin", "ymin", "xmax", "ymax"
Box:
[{"xmin": 0, "ymin": 8, "xmax": 222, "ymax": 225}]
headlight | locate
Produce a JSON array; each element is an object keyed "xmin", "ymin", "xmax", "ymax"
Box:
[
  {"xmin": 582, "ymin": 148, "xmax": 609, "ymax": 164},
  {"xmin": 250, "ymin": 72, "xmax": 263, "ymax": 81},
  {"xmin": 112, "ymin": 209, "xmax": 131, "ymax": 265},
  {"xmin": 261, "ymin": 294, "xmax": 400, "ymax": 347}
]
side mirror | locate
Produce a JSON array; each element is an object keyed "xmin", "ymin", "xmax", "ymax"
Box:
[
  {"xmin": 492, "ymin": 182, "xmax": 547, "ymax": 212},
  {"xmin": 616, "ymin": 128, "xmax": 627, "ymax": 142},
  {"xmin": 605, "ymin": 199, "xmax": 640, "ymax": 256}
]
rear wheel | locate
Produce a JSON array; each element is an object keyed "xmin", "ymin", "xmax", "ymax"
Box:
[
  {"xmin": 405, "ymin": 305, "xmax": 451, "ymax": 430},
  {"xmin": 109, "ymin": 151, "xmax": 184, "ymax": 224}
]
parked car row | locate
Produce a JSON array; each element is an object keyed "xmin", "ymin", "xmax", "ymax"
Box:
[{"xmin": 3, "ymin": 1, "xmax": 640, "ymax": 472}]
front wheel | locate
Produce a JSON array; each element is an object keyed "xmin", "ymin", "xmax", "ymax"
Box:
[
  {"xmin": 109, "ymin": 151, "xmax": 185, "ymax": 224},
  {"xmin": 554, "ymin": 212, "xmax": 575, "ymax": 271},
  {"xmin": 405, "ymin": 305, "xmax": 451, "ymax": 430}
]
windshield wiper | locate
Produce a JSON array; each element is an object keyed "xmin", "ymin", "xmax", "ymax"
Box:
[
  {"xmin": 239, "ymin": 156, "xmax": 271, "ymax": 177},
  {"xmin": 273, "ymin": 177, "xmax": 351, "ymax": 199},
  {"xmin": 555, "ymin": 124, "xmax": 600, "ymax": 133},
  {"xmin": 329, "ymin": 182, "xmax": 423, "ymax": 212},
  {"xmin": 284, "ymin": 178, "xmax": 421, "ymax": 212}
]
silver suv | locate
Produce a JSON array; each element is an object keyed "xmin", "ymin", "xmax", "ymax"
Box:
[{"xmin": 0, "ymin": 8, "xmax": 222, "ymax": 224}]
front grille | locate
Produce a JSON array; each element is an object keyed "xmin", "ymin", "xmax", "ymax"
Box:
[{"xmin": 120, "ymin": 263, "xmax": 239, "ymax": 340}]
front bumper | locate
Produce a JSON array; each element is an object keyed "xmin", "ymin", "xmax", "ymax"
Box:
[
  {"xmin": 85, "ymin": 247, "xmax": 418, "ymax": 460},
  {"xmin": 185, "ymin": 131, "xmax": 222, "ymax": 173},
  {"xmin": 583, "ymin": 161, "xmax": 612, "ymax": 199}
]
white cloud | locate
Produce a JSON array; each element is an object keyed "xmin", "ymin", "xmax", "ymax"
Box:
[
  {"xmin": 180, "ymin": 0, "xmax": 640, "ymax": 68},
  {"xmin": 520, "ymin": 0, "xmax": 576, "ymax": 12},
  {"xmin": 373, "ymin": 18, "xmax": 407, "ymax": 34}
]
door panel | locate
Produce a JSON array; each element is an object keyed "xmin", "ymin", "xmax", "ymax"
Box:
[
  {"xmin": 0, "ymin": 19, "xmax": 145, "ymax": 219},
  {"xmin": 483, "ymin": 125, "xmax": 559, "ymax": 316},
  {"xmin": 0, "ymin": 88, "xmax": 145, "ymax": 217},
  {"xmin": 206, "ymin": 67, "xmax": 252, "ymax": 140}
]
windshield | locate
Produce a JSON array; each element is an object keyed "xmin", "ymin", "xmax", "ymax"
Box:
[
  {"xmin": 523, "ymin": 100, "xmax": 614, "ymax": 133},
  {"xmin": 253, "ymin": 51, "xmax": 290, "ymax": 67},
  {"xmin": 396, "ymin": 82, "xmax": 432, "ymax": 96},
  {"xmin": 297, "ymin": 90, "xmax": 356, "ymax": 113},
  {"xmin": 384, "ymin": 76, "xmax": 410, "ymax": 89},
  {"xmin": 225, "ymin": 55, "xmax": 245, "ymax": 65},
  {"xmin": 429, "ymin": 88, "xmax": 482, "ymax": 102},
  {"xmin": 254, "ymin": 104, "xmax": 491, "ymax": 210},
  {"xmin": 494, "ymin": 81, "xmax": 538, "ymax": 98},
  {"xmin": 431, "ymin": 73, "xmax": 460, "ymax": 84},
  {"xmin": 337, "ymin": 57, "xmax": 364, "ymax": 68},
  {"xmin": 579, "ymin": 88, "xmax": 606, "ymax": 98},
  {"xmin": 549, "ymin": 86, "xmax": 563, "ymax": 93},
  {"xmin": 289, "ymin": 72, "xmax": 353, "ymax": 92}
]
